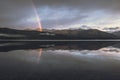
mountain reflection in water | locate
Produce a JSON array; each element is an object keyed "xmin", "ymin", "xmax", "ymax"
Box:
[{"xmin": 0, "ymin": 41, "xmax": 120, "ymax": 80}]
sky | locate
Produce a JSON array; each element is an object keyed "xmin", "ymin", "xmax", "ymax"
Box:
[{"xmin": 0, "ymin": 0, "xmax": 120, "ymax": 31}]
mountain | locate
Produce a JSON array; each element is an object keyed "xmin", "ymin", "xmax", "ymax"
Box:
[
  {"xmin": 0, "ymin": 28, "xmax": 117, "ymax": 40},
  {"xmin": 113, "ymin": 31, "xmax": 120, "ymax": 37},
  {"xmin": 0, "ymin": 28, "xmax": 57, "ymax": 40},
  {"xmin": 48, "ymin": 29, "xmax": 117, "ymax": 39}
]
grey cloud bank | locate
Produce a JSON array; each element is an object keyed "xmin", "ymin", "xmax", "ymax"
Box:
[{"xmin": 0, "ymin": 0, "xmax": 120, "ymax": 30}]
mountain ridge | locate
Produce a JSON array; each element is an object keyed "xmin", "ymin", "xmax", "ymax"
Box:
[{"xmin": 0, "ymin": 28, "xmax": 117, "ymax": 40}]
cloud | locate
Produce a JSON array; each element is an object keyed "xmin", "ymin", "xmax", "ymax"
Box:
[
  {"xmin": 103, "ymin": 27, "xmax": 120, "ymax": 32},
  {"xmin": 0, "ymin": 0, "xmax": 120, "ymax": 30},
  {"xmin": 0, "ymin": 0, "xmax": 37, "ymax": 29},
  {"xmin": 35, "ymin": 0, "xmax": 120, "ymax": 13},
  {"xmin": 39, "ymin": 7, "xmax": 88, "ymax": 29},
  {"xmin": 35, "ymin": 0, "xmax": 120, "ymax": 29}
]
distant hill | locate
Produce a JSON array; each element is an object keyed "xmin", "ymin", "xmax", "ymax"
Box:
[
  {"xmin": 48, "ymin": 29, "xmax": 117, "ymax": 39},
  {"xmin": 0, "ymin": 28, "xmax": 56, "ymax": 40},
  {"xmin": 0, "ymin": 28, "xmax": 117, "ymax": 40},
  {"xmin": 113, "ymin": 31, "xmax": 120, "ymax": 37}
]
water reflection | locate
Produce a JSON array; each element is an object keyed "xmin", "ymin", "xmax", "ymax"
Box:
[
  {"xmin": 37, "ymin": 48, "xmax": 43, "ymax": 63},
  {"xmin": 0, "ymin": 41, "xmax": 120, "ymax": 80}
]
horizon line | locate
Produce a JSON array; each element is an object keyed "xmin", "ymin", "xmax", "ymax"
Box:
[{"xmin": 1, "ymin": 39, "xmax": 120, "ymax": 41}]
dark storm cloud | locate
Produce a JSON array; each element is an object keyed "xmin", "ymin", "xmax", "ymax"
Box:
[
  {"xmin": 104, "ymin": 27, "xmax": 120, "ymax": 30},
  {"xmin": 0, "ymin": 0, "xmax": 36, "ymax": 29},
  {"xmin": 35, "ymin": 0, "xmax": 120, "ymax": 13}
]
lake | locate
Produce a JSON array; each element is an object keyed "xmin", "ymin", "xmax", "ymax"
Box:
[{"xmin": 0, "ymin": 41, "xmax": 120, "ymax": 80}]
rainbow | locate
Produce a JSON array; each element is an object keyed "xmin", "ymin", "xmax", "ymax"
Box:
[{"xmin": 31, "ymin": 0, "xmax": 43, "ymax": 32}]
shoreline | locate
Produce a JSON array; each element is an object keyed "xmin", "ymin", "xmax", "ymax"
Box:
[{"xmin": 1, "ymin": 39, "xmax": 120, "ymax": 41}]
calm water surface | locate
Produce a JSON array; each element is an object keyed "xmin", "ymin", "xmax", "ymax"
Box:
[{"xmin": 0, "ymin": 41, "xmax": 120, "ymax": 80}]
